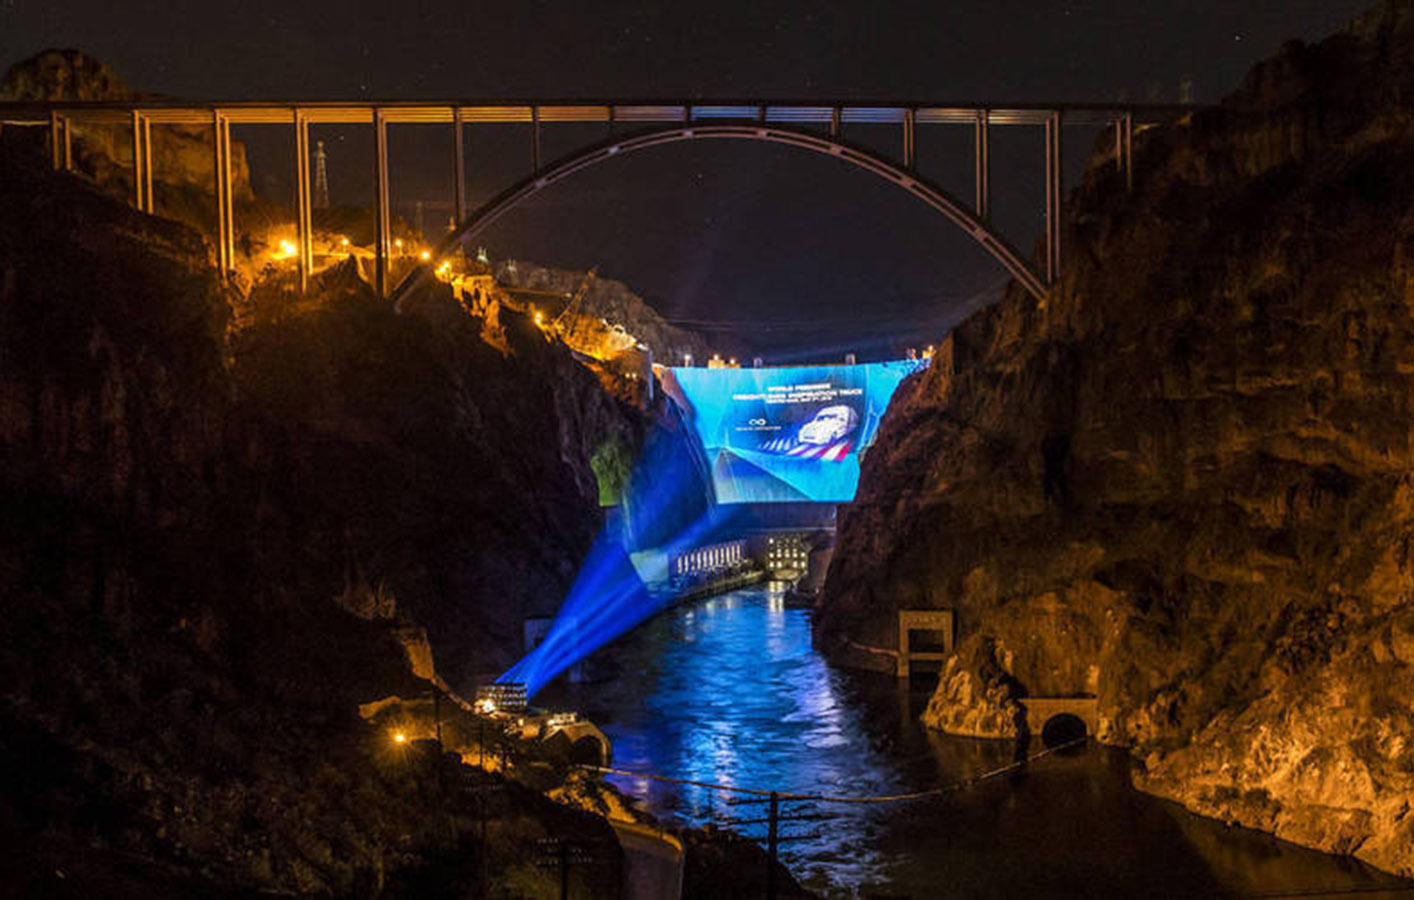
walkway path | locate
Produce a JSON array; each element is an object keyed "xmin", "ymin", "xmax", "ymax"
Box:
[{"xmin": 612, "ymin": 821, "xmax": 683, "ymax": 900}]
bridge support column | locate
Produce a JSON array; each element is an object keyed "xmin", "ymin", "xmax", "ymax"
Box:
[
  {"xmin": 212, "ymin": 111, "xmax": 235, "ymax": 280},
  {"xmin": 1114, "ymin": 112, "xmax": 1133, "ymax": 192},
  {"xmin": 1044, "ymin": 111, "xmax": 1062, "ymax": 286},
  {"xmin": 144, "ymin": 116, "xmax": 153, "ymax": 212},
  {"xmin": 294, "ymin": 109, "xmax": 313, "ymax": 293},
  {"xmin": 48, "ymin": 111, "xmax": 68, "ymax": 172},
  {"xmin": 132, "ymin": 112, "xmax": 143, "ymax": 209},
  {"xmin": 373, "ymin": 108, "xmax": 391, "ymax": 298},
  {"xmin": 974, "ymin": 109, "xmax": 990, "ymax": 220},
  {"xmin": 131, "ymin": 110, "xmax": 153, "ymax": 213},
  {"xmin": 453, "ymin": 108, "xmax": 467, "ymax": 225},
  {"xmin": 531, "ymin": 104, "xmax": 541, "ymax": 172},
  {"xmin": 902, "ymin": 107, "xmax": 915, "ymax": 169}
]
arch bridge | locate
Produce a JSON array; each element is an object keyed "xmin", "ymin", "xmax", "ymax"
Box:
[{"xmin": 2, "ymin": 98, "xmax": 1188, "ymax": 299}]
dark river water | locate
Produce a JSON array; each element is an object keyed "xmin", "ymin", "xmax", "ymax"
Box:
[{"xmin": 543, "ymin": 586, "xmax": 1413, "ymax": 898}]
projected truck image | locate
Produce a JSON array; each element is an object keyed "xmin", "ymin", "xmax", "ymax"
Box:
[
  {"xmin": 797, "ymin": 404, "xmax": 859, "ymax": 445},
  {"xmin": 662, "ymin": 359, "xmax": 928, "ymax": 503}
]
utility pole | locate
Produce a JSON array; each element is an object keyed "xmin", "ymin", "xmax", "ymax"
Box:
[
  {"xmin": 313, "ymin": 140, "xmax": 330, "ymax": 209},
  {"xmin": 767, "ymin": 791, "xmax": 779, "ymax": 900},
  {"xmin": 559, "ymin": 840, "xmax": 570, "ymax": 900},
  {"xmin": 479, "ymin": 788, "xmax": 489, "ymax": 897}
]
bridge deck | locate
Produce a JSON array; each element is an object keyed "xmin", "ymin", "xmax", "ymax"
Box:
[{"xmin": 0, "ymin": 98, "xmax": 1195, "ymax": 127}]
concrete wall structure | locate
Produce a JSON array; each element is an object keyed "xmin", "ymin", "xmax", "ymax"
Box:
[
  {"xmin": 1018, "ymin": 696, "xmax": 1099, "ymax": 738},
  {"xmin": 896, "ymin": 609, "xmax": 955, "ymax": 677}
]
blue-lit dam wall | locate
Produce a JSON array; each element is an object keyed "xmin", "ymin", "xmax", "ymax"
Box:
[
  {"xmin": 500, "ymin": 358, "xmax": 928, "ymax": 695},
  {"xmin": 662, "ymin": 360, "xmax": 927, "ymax": 504}
]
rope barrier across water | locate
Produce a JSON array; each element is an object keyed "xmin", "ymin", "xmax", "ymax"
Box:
[{"xmin": 576, "ymin": 736, "xmax": 1087, "ymax": 805}]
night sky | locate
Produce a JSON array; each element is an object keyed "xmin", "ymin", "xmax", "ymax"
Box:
[{"xmin": 2, "ymin": 1, "xmax": 1375, "ymax": 360}]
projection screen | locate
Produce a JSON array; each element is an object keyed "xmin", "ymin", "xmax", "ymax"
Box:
[{"xmin": 661, "ymin": 359, "xmax": 928, "ymax": 504}]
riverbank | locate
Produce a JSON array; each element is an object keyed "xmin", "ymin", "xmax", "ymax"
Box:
[
  {"xmin": 547, "ymin": 587, "xmax": 1414, "ymax": 898},
  {"xmin": 661, "ymin": 567, "xmax": 768, "ymax": 606}
]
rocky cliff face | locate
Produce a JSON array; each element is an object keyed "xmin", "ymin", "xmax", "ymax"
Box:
[
  {"xmin": 233, "ymin": 259, "xmax": 646, "ymax": 689},
  {"xmin": 497, "ymin": 261, "xmax": 712, "ymax": 366},
  {"xmin": 0, "ymin": 156, "xmax": 638, "ymax": 893},
  {"xmin": 0, "ymin": 49, "xmax": 255, "ymax": 231},
  {"xmin": 819, "ymin": 1, "xmax": 1414, "ymax": 877}
]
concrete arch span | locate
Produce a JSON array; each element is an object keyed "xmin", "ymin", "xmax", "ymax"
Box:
[{"xmin": 392, "ymin": 123, "xmax": 1048, "ymax": 307}]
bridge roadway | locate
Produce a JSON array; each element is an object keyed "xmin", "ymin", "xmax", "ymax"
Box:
[{"xmin": 2, "ymin": 96, "xmax": 1190, "ymax": 296}]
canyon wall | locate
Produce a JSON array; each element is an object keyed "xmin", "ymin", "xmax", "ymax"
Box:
[
  {"xmin": 497, "ymin": 260, "xmax": 712, "ymax": 366},
  {"xmin": 0, "ymin": 156, "xmax": 638, "ymax": 892},
  {"xmin": 819, "ymin": 0, "xmax": 1414, "ymax": 876},
  {"xmin": 232, "ymin": 259, "xmax": 648, "ymax": 689}
]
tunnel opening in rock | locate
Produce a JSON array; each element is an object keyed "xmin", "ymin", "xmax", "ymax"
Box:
[
  {"xmin": 1040, "ymin": 713, "xmax": 1087, "ymax": 750},
  {"xmin": 571, "ymin": 735, "xmax": 607, "ymax": 768},
  {"xmin": 906, "ymin": 627, "xmax": 949, "ymax": 654}
]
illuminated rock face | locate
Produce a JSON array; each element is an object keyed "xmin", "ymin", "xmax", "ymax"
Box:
[
  {"xmin": 0, "ymin": 49, "xmax": 255, "ymax": 223},
  {"xmin": 496, "ymin": 261, "xmax": 711, "ymax": 366},
  {"xmin": 1137, "ymin": 607, "xmax": 1414, "ymax": 874},
  {"xmin": 819, "ymin": 1, "xmax": 1414, "ymax": 876}
]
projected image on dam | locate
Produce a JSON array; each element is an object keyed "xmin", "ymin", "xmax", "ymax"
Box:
[{"xmin": 662, "ymin": 359, "xmax": 928, "ymax": 503}]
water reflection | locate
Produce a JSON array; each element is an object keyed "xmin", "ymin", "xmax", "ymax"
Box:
[{"xmin": 548, "ymin": 588, "xmax": 1414, "ymax": 898}]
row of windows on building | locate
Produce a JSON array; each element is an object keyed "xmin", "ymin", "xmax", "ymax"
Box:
[
  {"xmin": 765, "ymin": 535, "xmax": 810, "ymax": 572},
  {"xmin": 672, "ymin": 540, "xmax": 746, "ymax": 576}
]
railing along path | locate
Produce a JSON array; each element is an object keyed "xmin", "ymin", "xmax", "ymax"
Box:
[{"xmin": 576, "ymin": 736, "xmax": 1087, "ymax": 899}]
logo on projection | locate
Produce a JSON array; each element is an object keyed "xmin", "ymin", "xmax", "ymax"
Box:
[{"xmin": 662, "ymin": 360, "xmax": 927, "ymax": 504}]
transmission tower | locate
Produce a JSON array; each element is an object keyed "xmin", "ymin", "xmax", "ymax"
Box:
[{"xmin": 313, "ymin": 140, "xmax": 330, "ymax": 209}]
